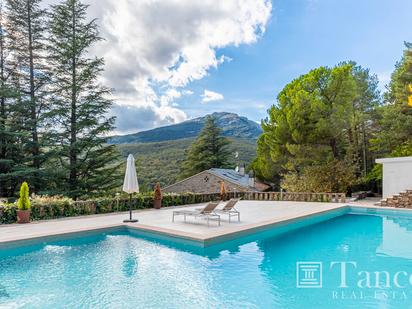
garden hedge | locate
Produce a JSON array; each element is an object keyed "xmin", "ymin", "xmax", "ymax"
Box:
[
  {"xmin": 0, "ymin": 191, "xmax": 344, "ymax": 224},
  {"xmin": 0, "ymin": 192, "xmax": 221, "ymax": 224}
]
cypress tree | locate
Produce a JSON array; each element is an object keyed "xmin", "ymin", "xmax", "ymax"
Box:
[
  {"xmin": 48, "ymin": 0, "xmax": 120, "ymax": 198},
  {"xmin": 17, "ymin": 181, "xmax": 30, "ymax": 210},
  {"xmin": 179, "ymin": 116, "xmax": 231, "ymax": 178}
]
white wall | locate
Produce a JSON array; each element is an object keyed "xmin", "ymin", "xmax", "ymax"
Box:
[{"xmin": 376, "ymin": 157, "xmax": 412, "ymax": 198}]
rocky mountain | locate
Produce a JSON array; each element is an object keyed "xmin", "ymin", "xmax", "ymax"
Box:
[
  {"xmin": 108, "ymin": 112, "xmax": 262, "ymax": 144},
  {"xmin": 116, "ymin": 137, "xmax": 257, "ymax": 189}
]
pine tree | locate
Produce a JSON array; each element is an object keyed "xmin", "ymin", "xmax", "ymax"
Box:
[
  {"xmin": 253, "ymin": 63, "xmax": 377, "ymax": 191},
  {"xmin": 179, "ymin": 116, "xmax": 231, "ymax": 178},
  {"xmin": 47, "ymin": 0, "xmax": 120, "ymax": 199},
  {"xmin": 346, "ymin": 62, "xmax": 380, "ymax": 177},
  {"xmin": 6, "ymin": 0, "xmax": 50, "ymax": 192},
  {"xmin": 372, "ymin": 42, "xmax": 412, "ymax": 155}
]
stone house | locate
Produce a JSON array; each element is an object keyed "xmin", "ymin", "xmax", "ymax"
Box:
[{"xmin": 163, "ymin": 167, "xmax": 270, "ymax": 194}]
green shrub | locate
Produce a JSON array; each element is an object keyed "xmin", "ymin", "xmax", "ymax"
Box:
[
  {"xmin": 0, "ymin": 190, "xmax": 339, "ymax": 225},
  {"xmin": 281, "ymin": 160, "xmax": 356, "ymax": 193},
  {"xmin": 17, "ymin": 182, "xmax": 31, "ymax": 210},
  {"xmin": 0, "ymin": 204, "xmax": 17, "ymax": 224}
]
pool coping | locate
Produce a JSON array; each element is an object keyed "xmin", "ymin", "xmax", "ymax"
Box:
[
  {"xmin": 124, "ymin": 205, "xmax": 350, "ymax": 246},
  {"xmin": 0, "ymin": 224, "xmax": 127, "ymax": 249},
  {"xmin": 1, "ymin": 204, "xmax": 412, "ymax": 249}
]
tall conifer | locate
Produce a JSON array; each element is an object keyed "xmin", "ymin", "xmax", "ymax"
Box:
[
  {"xmin": 6, "ymin": 0, "xmax": 49, "ymax": 191},
  {"xmin": 48, "ymin": 0, "xmax": 120, "ymax": 198},
  {"xmin": 179, "ymin": 116, "xmax": 231, "ymax": 178},
  {"xmin": 0, "ymin": 2, "xmax": 27, "ymax": 196}
]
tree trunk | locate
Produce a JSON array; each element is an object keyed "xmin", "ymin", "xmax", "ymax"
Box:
[
  {"xmin": 27, "ymin": 3, "xmax": 40, "ymax": 188},
  {"xmin": 69, "ymin": 2, "xmax": 77, "ymax": 198},
  {"xmin": 361, "ymin": 121, "xmax": 368, "ymax": 177},
  {"xmin": 330, "ymin": 138, "xmax": 339, "ymax": 159},
  {"xmin": 0, "ymin": 23, "xmax": 5, "ymax": 197},
  {"xmin": 0, "ymin": 23, "xmax": 5, "ymax": 159}
]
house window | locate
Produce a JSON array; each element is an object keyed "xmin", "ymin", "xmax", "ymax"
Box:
[{"xmin": 204, "ymin": 176, "xmax": 209, "ymax": 183}]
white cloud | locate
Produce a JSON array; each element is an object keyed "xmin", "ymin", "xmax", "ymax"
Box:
[
  {"xmin": 201, "ymin": 89, "xmax": 224, "ymax": 103},
  {"xmin": 182, "ymin": 90, "xmax": 194, "ymax": 96},
  {"xmin": 83, "ymin": 0, "xmax": 272, "ymax": 132}
]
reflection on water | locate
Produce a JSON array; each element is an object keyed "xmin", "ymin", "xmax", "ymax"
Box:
[
  {"xmin": 122, "ymin": 251, "xmax": 138, "ymax": 278},
  {"xmin": 378, "ymin": 216, "xmax": 412, "ymax": 259},
  {"xmin": 0, "ymin": 285, "xmax": 9, "ymax": 299},
  {"xmin": 1, "ymin": 214, "xmax": 412, "ymax": 309}
]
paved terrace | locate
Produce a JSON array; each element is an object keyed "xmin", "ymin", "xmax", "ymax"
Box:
[{"xmin": 0, "ymin": 201, "xmax": 351, "ymax": 248}]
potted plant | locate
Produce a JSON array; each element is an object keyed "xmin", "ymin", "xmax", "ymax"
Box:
[
  {"xmin": 17, "ymin": 182, "xmax": 31, "ymax": 224},
  {"xmin": 153, "ymin": 182, "xmax": 162, "ymax": 209}
]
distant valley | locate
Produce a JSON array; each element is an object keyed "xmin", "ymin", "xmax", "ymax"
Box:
[{"xmin": 112, "ymin": 112, "xmax": 261, "ymax": 189}]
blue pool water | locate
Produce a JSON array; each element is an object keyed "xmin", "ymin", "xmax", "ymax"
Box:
[{"xmin": 1, "ymin": 212, "xmax": 412, "ymax": 308}]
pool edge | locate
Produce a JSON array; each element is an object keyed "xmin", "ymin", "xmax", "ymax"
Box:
[{"xmin": 3, "ymin": 204, "xmax": 412, "ymax": 249}]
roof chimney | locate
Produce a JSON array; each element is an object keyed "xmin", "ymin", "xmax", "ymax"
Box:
[
  {"xmin": 239, "ymin": 164, "xmax": 245, "ymax": 176},
  {"xmin": 248, "ymin": 170, "xmax": 255, "ymax": 187}
]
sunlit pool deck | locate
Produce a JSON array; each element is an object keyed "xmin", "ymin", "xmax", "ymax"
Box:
[{"xmin": 0, "ymin": 200, "xmax": 407, "ymax": 248}]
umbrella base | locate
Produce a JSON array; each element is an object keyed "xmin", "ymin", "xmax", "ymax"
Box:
[{"xmin": 123, "ymin": 219, "xmax": 138, "ymax": 223}]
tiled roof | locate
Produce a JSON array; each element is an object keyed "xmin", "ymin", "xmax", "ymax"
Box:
[{"xmin": 208, "ymin": 168, "xmax": 251, "ymax": 188}]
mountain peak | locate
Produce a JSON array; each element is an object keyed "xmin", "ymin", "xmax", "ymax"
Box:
[{"xmin": 109, "ymin": 112, "xmax": 262, "ymax": 144}]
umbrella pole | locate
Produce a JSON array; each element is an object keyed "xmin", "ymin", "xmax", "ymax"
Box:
[
  {"xmin": 129, "ymin": 193, "xmax": 132, "ymax": 220},
  {"xmin": 124, "ymin": 193, "xmax": 138, "ymax": 223}
]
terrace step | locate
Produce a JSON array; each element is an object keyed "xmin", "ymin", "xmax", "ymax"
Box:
[{"xmin": 376, "ymin": 188, "xmax": 412, "ymax": 208}]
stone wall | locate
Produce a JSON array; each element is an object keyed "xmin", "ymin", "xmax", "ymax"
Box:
[
  {"xmin": 240, "ymin": 191, "xmax": 346, "ymax": 203},
  {"xmin": 163, "ymin": 171, "xmax": 247, "ymax": 194}
]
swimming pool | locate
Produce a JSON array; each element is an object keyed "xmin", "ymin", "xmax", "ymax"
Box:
[{"xmin": 1, "ymin": 208, "xmax": 412, "ymax": 308}]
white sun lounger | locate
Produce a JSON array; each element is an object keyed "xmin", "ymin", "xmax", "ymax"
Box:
[
  {"xmin": 172, "ymin": 202, "xmax": 220, "ymax": 226},
  {"xmin": 213, "ymin": 198, "xmax": 240, "ymax": 222}
]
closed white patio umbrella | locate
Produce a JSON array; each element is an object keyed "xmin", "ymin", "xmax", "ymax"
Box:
[{"xmin": 123, "ymin": 154, "xmax": 139, "ymax": 223}]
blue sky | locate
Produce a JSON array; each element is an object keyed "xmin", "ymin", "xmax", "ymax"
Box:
[
  {"xmin": 92, "ymin": 0, "xmax": 412, "ymax": 133},
  {"xmin": 175, "ymin": 0, "xmax": 412, "ymax": 123}
]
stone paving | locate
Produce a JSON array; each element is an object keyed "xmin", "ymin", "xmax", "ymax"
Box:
[{"xmin": 0, "ymin": 201, "xmax": 350, "ymax": 247}]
